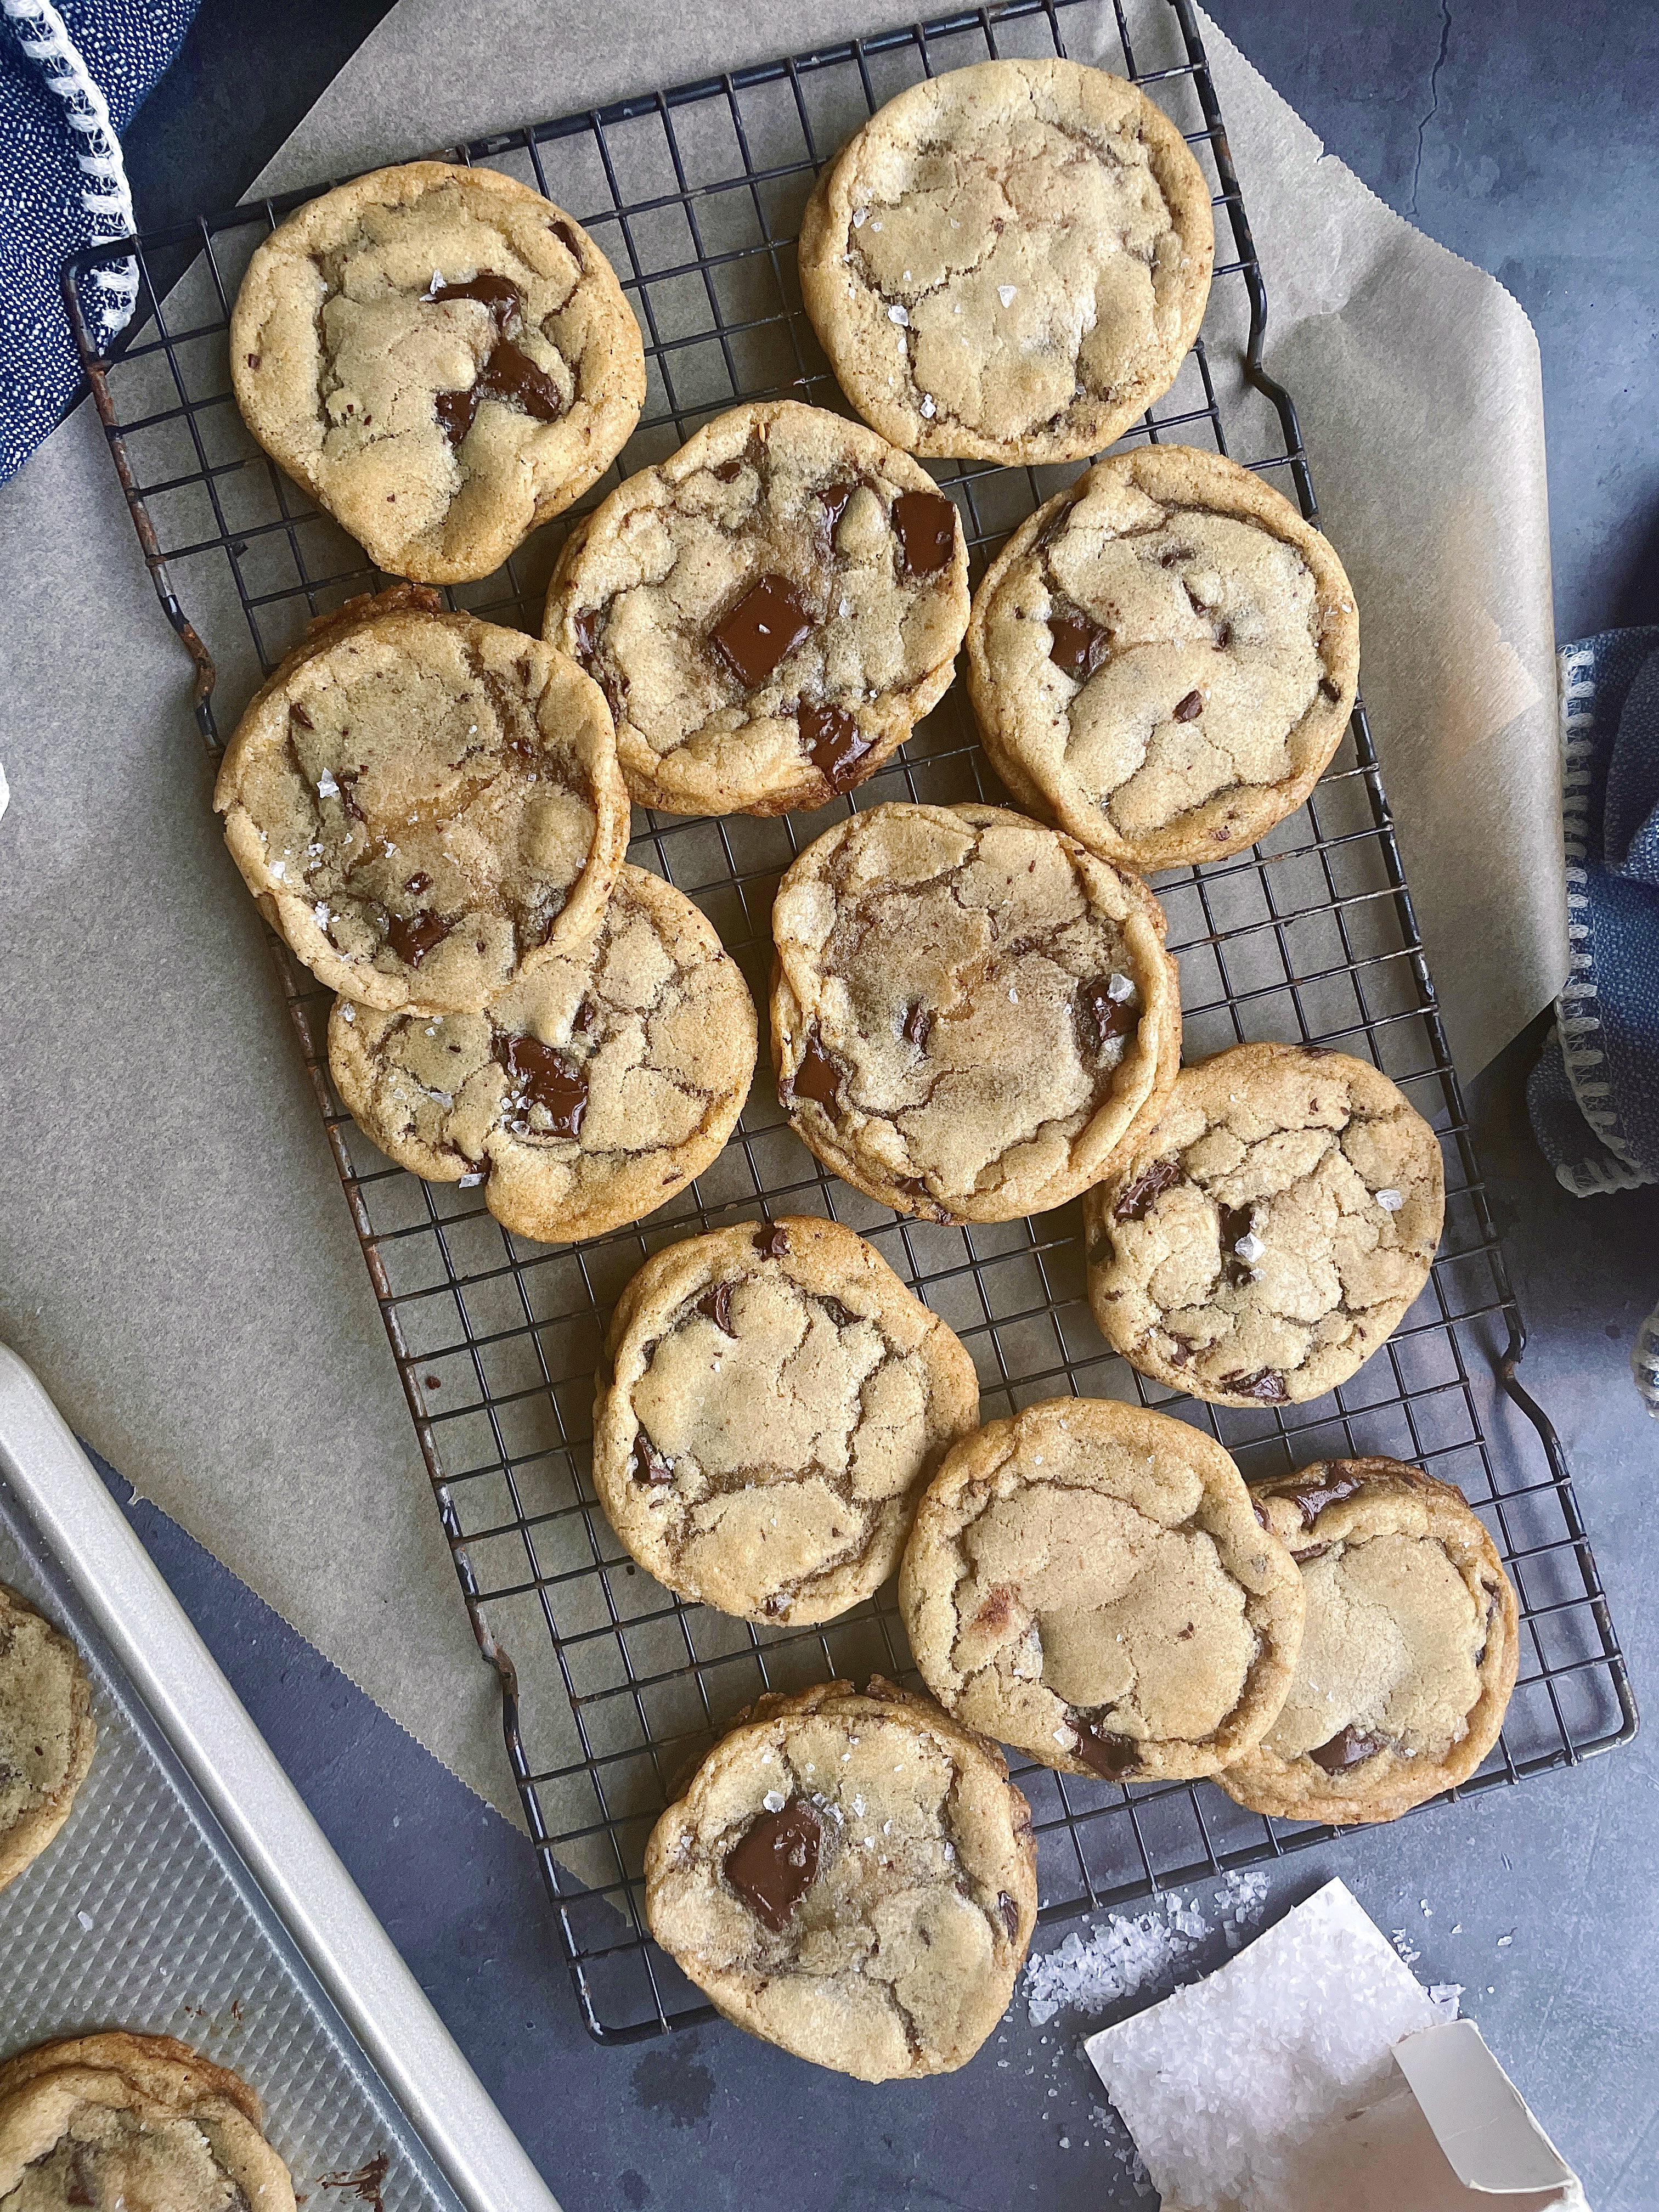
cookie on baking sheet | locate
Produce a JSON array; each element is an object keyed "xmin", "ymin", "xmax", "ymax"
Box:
[
  {"xmin": 591, "ymin": 1215, "xmax": 979, "ymax": 1623},
  {"xmin": 215, "ymin": 587, "xmax": 629, "ymax": 1015},
  {"xmin": 797, "ymin": 59, "xmax": 1213, "ymax": 464},
  {"xmin": 770, "ymin": 802, "xmax": 1180, "ymax": 1223},
  {"xmin": 0, "ymin": 2033, "xmax": 295, "ymax": 2212},
  {"xmin": 543, "ymin": 400, "xmax": 969, "ymax": 816},
  {"xmin": 329, "ymin": 864, "xmax": 755, "ymax": 1244},
  {"xmin": 967, "ymin": 445, "xmax": 1359, "ymax": 869},
  {"xmin": 1221, "ymin": 1458, "xmax": 1519, "ymax": 1824},
  {"xmin": 1085, "ymin": 1043, "xmax": 1445, "ymax": 1407},
  {"xmin": 230, "ymin": 161, "xmax": 644, "ymax": 583},
  {"xmin": 644, "ymin": 1677, "xmax": 1035, "ymax": 2080},
  {"xmin": 0, "ymin": 1582, "xmax": 95, "ymax": 1895},
  {"xmin": 899, "ymin": 1397, "xmax": 1302, "ymax": 1783}
]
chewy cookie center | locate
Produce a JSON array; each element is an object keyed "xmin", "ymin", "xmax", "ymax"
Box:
[
  {"xmin": 0, "ymin": 1615, "xmax": 78, "ymax": 1825},
  {"xmin": 19, "ymin": 2108, "xmax": 243, "ymax": 2212}
]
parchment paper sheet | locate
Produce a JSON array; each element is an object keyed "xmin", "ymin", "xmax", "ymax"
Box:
[{"xmin": 0, "ymin": 1, "xmax": 1564, "ymax": 1851}]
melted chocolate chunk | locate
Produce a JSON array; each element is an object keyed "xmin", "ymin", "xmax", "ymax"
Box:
[
  {"xmin": 1251, "ymin": 1494, "xmax": 1272, "ymax": 1532},
  {"xmin": 386, "ymin": 911, "xmax": 450, "ymax": 968},
  {"xmin": 785, "ymin": 1029, "xmax": 844, "ymax": 1121},
  {"xmin": 997, "ymin": 1891, "xmax": 1021, "ymax": 1940},
  {"xmin": 713, "ymin": 459, "xmax": 743, "ymax": 482},
  {"xmin": 1049, "ymin": 612, "xmax": 1109, "ymax": 680},
  {"xmin": 337, "ymin": 766, "xmax": 367, "ymax": 823},
  {"xmin": 818, "ymin": 478, "xmax": 857, "ymax": 537},
  {"xmin": 754, "ymin": 1223, "xmax": 789, "ymax": 1259},
  {"xmin": 1218, "ymin": 1201, "xmax": 1260, "ymax": 1289},
  {"xmin": 1113, "ymin": 1156, "xmax": 1183, "ymax": 1222},
  {"xmin": 902, "ymin": 999, "xmax": 932, "ymax": 1052},
  {"xmin": 495, "ymin": 1032, "xmax": 588, "ymax": 1137},
  {"xmin": 891, "ymin": 490, "xmax": 957, "ymax": 578},
  {"xmin": 572, "ymin": 998, "xmax": 598, "ymax": 1035},
  {"xmin": 631, "ymin": 1432, "xmax": 674, "ymax": 1485},
  {"xmin": 696, "ymin": 1280, "xmax": 736, "ymax": 1335},
  {"xmin": 820, "ymin": 1296, "xmax": 856, "ymax": 1329},
  {"xmin": 435, "ymin": 336, "xmax": 564, "ymax": 448},
  {"xmin": 799, "ymin": 700, "xmax": 873, "ymax": 792},
  {"xmin": 1319, "ymin": 675, "xmax": 1343, "ymax": 703},
  {"xmin": 421, "ymin": 271, "xmax": 522, "ymax": 331},
  {"xmin": 1308, "ymin": 1725, "xmax": 1387, "ymax": 1774},
  {"xmin": 572, "ymin": 607, "xmax": 600, "ymax": 663},
  {"xmin": 1173, "ymin": 688, "xmax": 1205, "ymax": 721},
  {"xmin": 1220, "ymin": 1367, "xmax": 1290, "ymax": 1404},
  {"xmin": 710, "ymin": 573, "xmax": 815, "ymax": 688},
  {"xmin": 289, "ymin": 700, "xmax": 314, "ymax": 730},
  {"xmin": 1073, "ymin": 1722, "xmax": 1142, "ymax": 1781},
  {"xmin": 723, "ymin": 1799, "xmax": 820, "ymax": 1932},
  {"xmin": 1080, "ymin": 976, "xmax": 1137, "ymax": 1054},
  {"xmin": 1262, "ymin": 1464, "xmax": 1369, "ymax": 1528},
  {"xmin": 435, "ymin": 386, "xmax": 481, "ymax": 446},
  {"xmin": 403, "ymin": 871, "xmax": 432, "ymax": 896},
  {"xmin": 551, "ymin": 218, "xmax": 584, "ymax": 261}
]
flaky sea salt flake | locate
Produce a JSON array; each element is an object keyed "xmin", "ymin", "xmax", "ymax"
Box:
[
  {"xmin": 888, "ymin": 303, "xmax": 910, "ymax": 326},
  {"xmin": 1376, "ymin": 1187, "xmax": 1404, "ymax": 1211},
  {"xmin": 316, "ymin": 770, "xmax": 340, "ymax": 798},
  {"xmin": 997, "ymin": 284, "xmax": 1017, "ymax": 307}
]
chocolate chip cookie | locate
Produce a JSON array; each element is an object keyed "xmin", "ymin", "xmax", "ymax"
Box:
[
  {"xmin": 798, "ymin": 60, "xmax": 1213, "ymax": 463},
  {"xmin": 1221, "ymin": 1458, "xmax": 1519, "ymax": 1824},
  {"xmin": 0, "ymin": 2034, "xmax": 295, "ymax": 2212},
  {"xmin": 215, "ymin": 587, "xmax": 629, "ymax": 1014},
  {"xmin": 770, "ymin": 802, "xmax": 1180, "ymax": 1222},
  {"xmin": 231, "ymin": 161, "xmax": 645, "ymax": 583},
  {"xmin": 644, "ymin": 1677, "xmax": 1035, "ymax": 2080},
  {"xmin": 329, "ymin": 864, "xmax": 754, "ymax": 1244},
  {"xmin": 0, "ymin": 1583, "xmax": 95, "ymax": 1895},
  {"xmin": 1085, "ymin": 1045, "xmax": 1445, "ymax": 1406},
  {"xmin": 967, "ymin": 445, "xmax": 1359, "ymax": 868},
  {"xmin": 542, "ymin": 400, "xmax": 969, "ymax": 815},
  {"xmin": 592, "ymin": 1216, "xmax": 979, "ymax": 1622},
  {"xmin": 899, "ymin": 1398, "xmax": 1302, "ymax": 1782}
]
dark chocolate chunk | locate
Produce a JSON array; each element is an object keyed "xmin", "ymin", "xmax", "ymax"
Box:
[
  {"xmin": 1173, "ymin": 688, "xmax": 1204, "ymax": 721},
  {"xmin": 713, "ymin": 459, "xmax": 743, "ymax": 483},
  {"xmin": 1251, "ymin": 1494, "xmax": 1272, "ymax": 1532},
  {"xmin": 1081, "ymin": 975, "xmax": 1137, "ymax": 1054},
  {"xmin": 336, "ymin": 766, "xmax": 367, "ymax": 824},
  {"xmin": 435, "ymin": 385, "xmax": 481, "ymax": 447},
  {"xmin": 631, "ymin": 1431, "xmax": 674, "ymax": 1485},
  {"xmin": 403, "ymin": 871, "xmax": 432, "ymax": 896},
  {"xmin": 1112, "ymin": 1156, "xmax": 1183, "ymax": 1222},
  {"xmin": 386, "ymin": 911, "xmax": 450, "ymax": 968},
  {"xmin": 818, "ymin": 478, "xmax": 857, "ymax": 536},
  {"xmin": 572, "ymin": 607, "xmax": 600, "ymax": 663},
  {"xmin": 1048, "ymin": 612, "xmax": 1110, "ymax": 680},
  {"xmin": 435, "ymin": 334, "xmax": 564, "ymax": 448},
  {"xmin": 420, "ymin": 271, "xmax": 522, "ymax": 331},
  {"xmin": 1220, "ymin": 1367, "xmax": 1290, "ymax": 1404},
  {"xmin": 710, "ymin": 573, "xmax": 815, "ymax": 688},
  {"xmin": 696, "ymin": 1280, "xmax": 736, "ymax": 1335},
  {"xmin": 902, "ymin": 999, "xmax": 932, "ymax": 1052},
  {"xmin": 1308, "ymin": 1725, "xmax": 1387, "ymax": 1774},
  {"xmin": 784, "ymin": 1028, "xmax": 844, "ymax": 1121},
  {"xmin": 997, "ymin": 1891, "xmax": 1021, "ymax": 1940},
  {"xmin": 572, "ymin": 998, "xmax": 598, "ymax": 1035},
  {"xmin": 891, "ymin": 490, "xmax": 957, "ymax": 578},
  {"xmin": 1073, "ymin": 1722, "xmax": 1142, "ymax": 1781},
  {"xmin": 754, "ymin": 1223, "xmax": 789, "ymax": 1259},
  {"xmin": 1218, "ymin": 1201, "xmax": 1260, "ymax": 1289},
  {"xmin": 550, "ymin": 218, "xmax": 584, "ymax": 262},
  {"xmin": 289, "ymin": 701, "xmax": 314, "ymax": 730},
  {"xmin": 1319, "ymin": 675, "xmax": 1342, "ymax": 703},
  {"xmin": 820, "ymin": 1296, "xmax": 856, "ymax": 1329},
  {"xmin": 1261, "ymin": 1464, "xmax": 1369, "ymax": 1528},
  {"xmin": 495, "ymin": 1032, "xmax": 589, "ymax": 1137},
  {"xmin": 723, "ymin": 1799, "xmax": 821, "ymax": 1932},
  {"xmin": 799, "ymin": 699, "xmax": 873, "ymax": 792}
]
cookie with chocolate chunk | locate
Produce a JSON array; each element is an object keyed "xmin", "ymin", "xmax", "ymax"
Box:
[
  {"xmin": 899, "ymin": 1397, "xmax": 1302, "ymax": 1782},
  {"xmin": 592, "ymin": 1215, "xmax": 979, "ymax": 1622},
  {"xmin": 0, "ymin": 2033, "xmax": 295, "ymax": 2212},
  {"xmin": 770, "ymin": 802, "xmax": 1179, "ymax": 1222},
  {"xmin": 542, "ymin": 400, "xmax": 969, "ymax": 815},
  {"xmin": 798, "ymin": 59, "xmax": 1213, "ymax": 463},
  {"xmin": 216, "ymin": 588, "xmax": 629, "ymax": 1014},
  {"xmin": 1085, "ymin": 1044, "xmax": 1444, "ymax": 1406},
  {"xmin": 967, "ymin": 445, "xmax": 1359, "ymax": 869},
  {"xmin": 0, "ymin": 1582, "xmax": 95, "ymax": 1894},
  {"xmin": 328, "ymin": 865, "xmax": 754, "ymax": 1244},
  {"xmin": 1221, "ymin": 1458, "xmax": 1518, "ymax": 1824},
  {"xmin": 231, "ymin": 161, "xmax": 644, "ymax": 582},
  {"xmin": 644, "ymin": 1677, "xmax": 1035, "ymax": 2080}
]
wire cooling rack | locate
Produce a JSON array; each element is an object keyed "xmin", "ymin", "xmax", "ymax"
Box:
[{"xmin": 66, "ymin": 0, "xmax": 1636, "ymax": 2046}]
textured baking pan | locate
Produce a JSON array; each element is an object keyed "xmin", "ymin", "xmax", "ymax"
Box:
[{"xmin": 0, "ymin": 1345, "xmax": 560, "ymax": 2212}]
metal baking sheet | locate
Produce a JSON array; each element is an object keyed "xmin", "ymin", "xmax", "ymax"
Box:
[{"xmin": 0, "ymin": 1345, "xmax": 560, "ymax": 2212}]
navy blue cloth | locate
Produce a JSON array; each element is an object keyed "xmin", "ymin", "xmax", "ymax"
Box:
[
  {"xmin": 1527, "ymin": 626, "xmax": 1659, "ymax": 1413},
  {"xmin": 1, "ymin": 0, "xmax": 199, "ymax": 484}
]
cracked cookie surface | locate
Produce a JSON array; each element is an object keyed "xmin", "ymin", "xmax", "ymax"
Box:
[
  {"xmin": 543, "ymin": 401, "xmax": 970, "ymax": 815},
  {"xmin": 1085, "ymin": 1045, "xmax": 1445, "ymax": 1406},
  {"xmin": 215, "ymin": 588, "xmax": 629, "ymax": 1015},
  {"xmin": 230, "ymin": 161, "xmax": 645, "ymax": 583},
  {"xmin": 0, "ymin": 1584, "xmax": 95, "ymax": 1896},
  {"xmin": 592, "ymin": 1216, "xmax": 979, "ymax": 1622},
  {"xmin": 900, "ymin": 1398, "xmax": 1302, "ymax": 1780},
  {"xmin": 328, "ymin": 864, "xmax": 754, "ymax": 1244},
  {"xmin": 770, "ymin": 802, "xmax": 1179, "ymax": 1223},
  {"xmin": 0, "ymin": 2033, "xmax": 295, "ymax": 2212},
  {"xmin": 1221, "ymin": 1458, "xmax": 1518, "ymax": 1824},
  {"xmin": 798, "ymin": 60, "xmax": 1212, "ymax": 462},
  {"xmin": 967, "ymin": 445, "xmax": 1359, "ymax": 868},
  {"xmin": 644, "ymin": 1677, "xmax": 1035, "ymax": 2080}
]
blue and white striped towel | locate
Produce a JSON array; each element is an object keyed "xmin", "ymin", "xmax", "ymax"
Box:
[
  {"xmin": 1528, "ymin": 627, "xmax": 1659, "ymax": 1415},
  {"xmin": 1, "ymin": 0, "xmax": 199, "ymax": 484}
]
